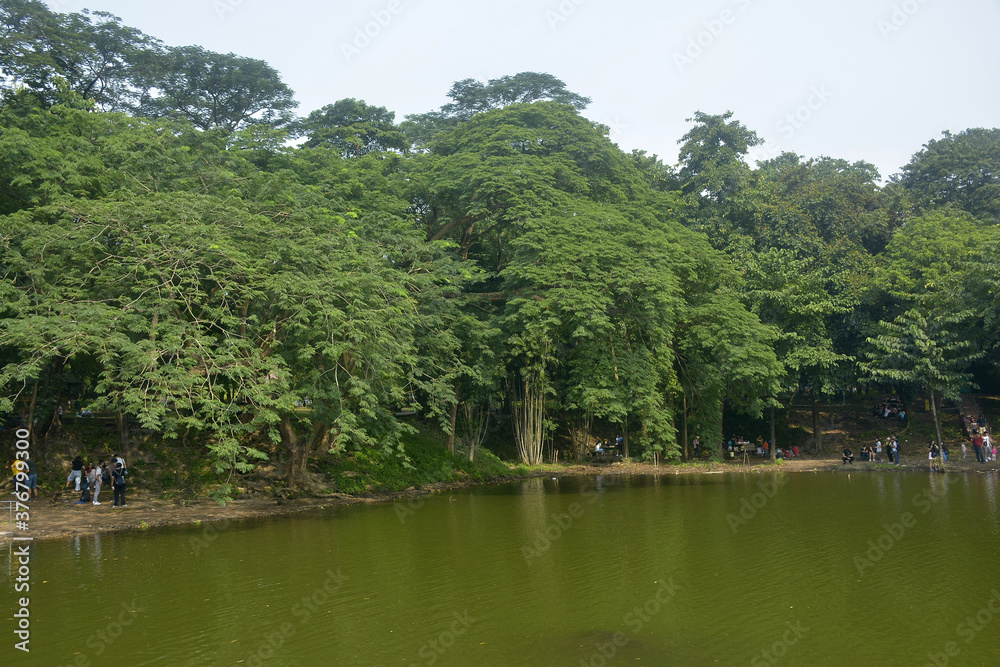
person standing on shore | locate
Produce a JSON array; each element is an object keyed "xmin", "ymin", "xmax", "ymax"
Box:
[
  {"xmin": 66, "ymin": 455, "xmax": 83, "ymax": 491},
  {"xmin": 83, "ymin": 463, "xmax": 97, "ymax": 503},
  {"xmin": 111, "ymin": 460, "xmax": 127, "ymax": 508},
  {"xmin": 93, "ymin": 460, "xmax": 105, "ymax": 505},
  {"xmin": 962, "ymin": 442, "xmax": 968, "ymax": 461},
  {"xmin": 25, "ymin": 458, "xmax": 38, "ymax": 499}
]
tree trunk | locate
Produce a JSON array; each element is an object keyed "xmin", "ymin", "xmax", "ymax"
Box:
[
  {"xmin": 770, "ymin": 405, "xmax": 776, "ymax": 462},
  {"xmin": 26, "ymin": 378, "xmax": 40, "ymax": 447},
  {"xmin": 570, "ymin": 413, "xmax": 592, "ymax": 462},
  {"xmin": 460, "ymin": 401, "xmax": 489, "ymax": 463},
  {"xmin": 623, "ymin": 415, "xmax": 629, "ymax": 460},
  {"xmin": 930, "ymin": 389, "xmax": 943, "ymax": 449},
  {"xmin": 116, "ymin": 411, "xmax": 130, "ymax": 459},
  {"xmin": 719, "ymin": 398, "xmax": 725, "ymax": 460},
  {"xmin": 811, "ymin": 398, "xmax": 822, "ymax": 454},
  {"xmin": 467, "ymin": 406, "xmax": 478, "ymax": 461},
  {"xmin": 279, "ymin": 417, "xmax": 333, "ymax": 491},
  {"xmin": 280, "ymin": 414, "xmax": 305, "ymax": 489},
  {"xmin": 43, "ymin": 413, "xmax": 67, "ymax": 459},
  {"xmin": 445, "ymin": 398, "xmax": 458, "ymax": 455},
  {"xmin": 682, "ymin": 394, "xmax": 689, "ymax": 461},
  {"xmin": 42, "ymin": 356, "xmax": 69, "ymax": 459},
  {"xmin": 513, "ymin": 375, "xmax": 544, "ymax": 466}
]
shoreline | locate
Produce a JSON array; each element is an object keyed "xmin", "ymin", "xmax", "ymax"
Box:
[{"xmin": 6, "ymin": 456, "xmax": 998, "ymax": 542}]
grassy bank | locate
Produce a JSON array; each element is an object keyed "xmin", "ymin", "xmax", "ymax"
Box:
[{"xmin": 321, "ymin": 421, "xmax": 524, "ymax": 495}]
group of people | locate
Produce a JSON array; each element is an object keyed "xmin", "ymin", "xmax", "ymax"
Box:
[
  {"xmin": 724, "ymin": 435, "xmax": 798, "ymax": 459},
  {"xmin": 872, "ymin": 397, "xmax": 906, "ymax": 420},
  {"xmin": 927, "ymin": 442, "xmax": 948, "ymax": 471},
  {"xmin": 967, "ymin": 433, "xmax": 995, "ymax": 463},
  {"xmin": 67, "ymin": 454, "xmax": 129, "ymax": 507},
  {"xmin": 962, "ymin": 412, "xmax": 995, "ymax": 464},
  {"xmin": 593, "ymin": 436, "xmax": 624, "ymax": 454},
  {"xmin": 843, "ymin": 430, "xmax": 1000, "ymax": 469},
  {"xmin": 843, "ymin": 435, "xmax": 902, "ymax": 464}
]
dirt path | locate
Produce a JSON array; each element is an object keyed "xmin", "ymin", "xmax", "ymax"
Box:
[{"xmin": 4, "ymin": 455, "xmax": 996, "ymax": 542}]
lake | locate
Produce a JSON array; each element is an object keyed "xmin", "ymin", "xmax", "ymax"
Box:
[{"xmin": 6, "ymin": 470, "xmax": 1000, "ymax": 666}]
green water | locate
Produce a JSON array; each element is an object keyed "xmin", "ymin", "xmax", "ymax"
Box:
[{"xmin": 5, "ymin": 470, "xmax": 1000, "ymax": 666}]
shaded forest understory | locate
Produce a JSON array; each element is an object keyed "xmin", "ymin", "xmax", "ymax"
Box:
[{"xmin": 7, "ymin": 392, "xmax": 988, "ymax": 508}]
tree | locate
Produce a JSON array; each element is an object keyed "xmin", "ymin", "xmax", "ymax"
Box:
[
  {"xmin": 863, "ymin": 308, "xmax": 981, "ymax": 448},
  {"xmin": 0, "ymin": 2, "xmax": 161, "ymax": 111},
  {"xmin": 298, "ymin": 98, "xmax": 408, "ymax": 157},
  {"xmin": 415, "ymin": 101, "xmax": 645, "ymax": 265},
  {"xmin": 0, "ymin": 94, "xmax": 472, "ymax": 496},
  {"xmin": 499, "ymin": 200, "xmax": 683, "ymax": 461},
  {"xmin": 755, "ymin": 154, "xmax": 893, "ymax": 255},
  {"xmin": 883, "ymin": 210, "xmax": 989, "ymax": 308},
  {"xmin": 401, "ymin": 72, "xmax": 590, "ymax": 148},
  {"xmin": 440, "ymin": 72, "xmax": 590, "ymax": 120},
  {"xmin": 894, "ymin": 128, "xmax": 1000, "ymax": 222},
  {"xmin": 676, "ymin": 289, "xmax": 783, "ymax": 460},
  {"xmin": 734, "ymin": 247, "xmax": 852, "ymax": 456},
  {"xmin": 674, "ymin": 111, "xmax": 763, "ymax": 248},
  {"xmin": 143, "ymin": 45, "xmax": 297, "ymax": 132},
  {"xmin": 677, "ymin": 110, "xmax": 761, "ymax": 203}
]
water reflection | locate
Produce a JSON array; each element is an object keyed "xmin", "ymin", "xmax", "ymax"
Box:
[{"xmin": 18, "ymin": 470, "xmax": 1000, "ymax": 666}]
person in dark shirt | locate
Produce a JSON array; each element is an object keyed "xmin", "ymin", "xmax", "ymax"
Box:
[
  {"xmin": 111, "ymin": 461, "xmax": 128, "ymax": 508},
  {"xmin": 66, "ymin": 455, "xmax": 83, "ymax": 491}
]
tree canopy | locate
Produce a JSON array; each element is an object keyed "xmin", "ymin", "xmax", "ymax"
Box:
[{"xmin": 1, "ymin": 3, "xmax": 998, "ymax": 493}]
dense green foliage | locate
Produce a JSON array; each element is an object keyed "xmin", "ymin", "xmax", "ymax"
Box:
[{"xmin": 2, "ymin": 6, "xmax": 999, "ymax": 494}]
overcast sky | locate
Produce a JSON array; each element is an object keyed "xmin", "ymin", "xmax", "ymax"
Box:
[{"xmin": 45, "ymin": 0, "xmax": 1000, "ymax": 180}]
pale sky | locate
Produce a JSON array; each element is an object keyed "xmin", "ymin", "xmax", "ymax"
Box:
[{"xmin": 46, "ymin": 0, "xmax": 1000, "ymax": 180}]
